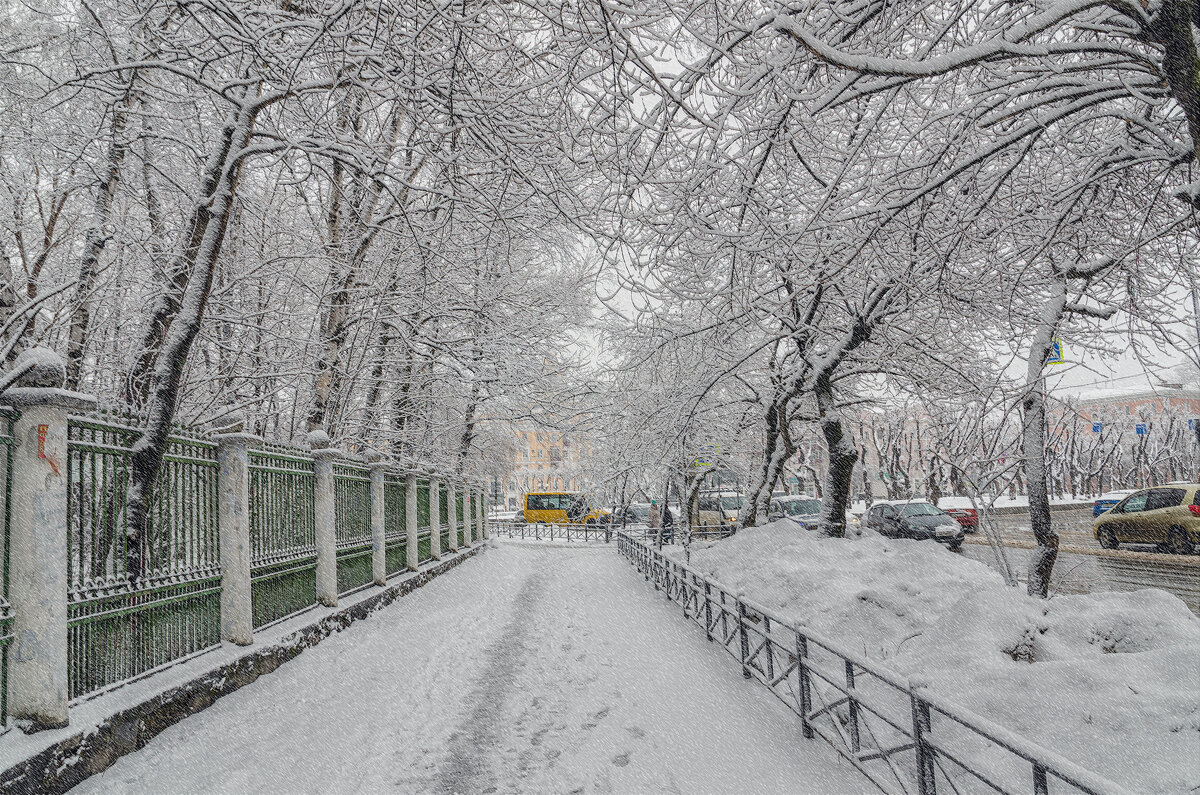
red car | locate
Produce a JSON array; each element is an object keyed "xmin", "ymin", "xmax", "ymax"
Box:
[{"xmin": 940, "ymin": 505, "xmax": 978, "ymax": 531}]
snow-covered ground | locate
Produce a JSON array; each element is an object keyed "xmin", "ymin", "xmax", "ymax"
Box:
[
  {"xmin": 677, "ymin": 523, "xmax": 1200, "ymax": 793},
  {"xmin": 75, "ymin": 543, "xmax": 864, "ymax": 794}
]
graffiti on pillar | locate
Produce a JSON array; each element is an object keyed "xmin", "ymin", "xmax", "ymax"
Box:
[{"xmin": 37, "ymin": 423, "xmax": 61, "ymax": 476}]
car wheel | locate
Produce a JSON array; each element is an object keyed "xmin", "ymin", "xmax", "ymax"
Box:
[
  {"xmin": 1166, "ymin": 526, "xmax": 1195, "ymax": 555},
  {"xmin": 1098, "ymin": 527, "xmax": 1119, "ymax": 550},
  {"xmin": 948, "ymin": 541, "xmax": 962, "ymax": 552}
]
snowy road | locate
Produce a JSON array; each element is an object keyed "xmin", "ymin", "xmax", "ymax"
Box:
[{"xmin": 76, "ymin": 543, "xmax": 863, "ymax": 795}]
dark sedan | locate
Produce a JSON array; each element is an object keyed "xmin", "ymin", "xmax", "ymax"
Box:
[{"xmin": 863, "ymin": 501, "xmax": 965, "ymax": 550}]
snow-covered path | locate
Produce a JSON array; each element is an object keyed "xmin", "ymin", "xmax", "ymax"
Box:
[{"xmin": 77, "ymin": 543, "xmax": 863, "ymax": 794}]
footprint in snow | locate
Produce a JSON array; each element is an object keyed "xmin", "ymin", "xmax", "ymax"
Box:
[{"xmin": 583, "ymin": 705, "xmax": 611, "ymax": 729}]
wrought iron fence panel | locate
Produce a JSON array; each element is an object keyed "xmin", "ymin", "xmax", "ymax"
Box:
[
  {"xmin": 248, "ymin": 450, "xmax": 317, "ymax": 628},
  {"xmin": 437, "ymin": 482, "xmax": 450, "ymax": 550},
  {"xmin": 334, "ymin": 462, "xmax": 372, "ymax": 594},
  {"xmin": 383, "ymin": 473, "xmax": 408, "ymax": 575},
  {"xmin": 615, "ymin": 533, "xmax": 1127, "ymax": 795},
  {"xmin": 416, "ymin": 478, "xmax": 431, "ymax": 563},
  {"xmin": 455, "ymin": 491, "xmax": 465, "ymax": 546},
  {"xmin": 65, "ymin": 415, "xmax": 221, "ymax": 699}
]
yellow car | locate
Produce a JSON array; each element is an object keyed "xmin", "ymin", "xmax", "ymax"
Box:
[
  {"xmin": 1093, "ymin": 484, "xmax": 1200, "ymax": 555},
  {"xmin": 522, "ymin": 492, "xmax": 610, "ymax": 525}
]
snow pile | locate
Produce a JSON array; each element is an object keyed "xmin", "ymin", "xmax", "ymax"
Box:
[{"xmin": 681, "ymin": 522, "xmax": 1200, "ymax": 792}]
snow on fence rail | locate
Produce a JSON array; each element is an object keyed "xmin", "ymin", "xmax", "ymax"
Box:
[
  {"xmin": 0, "ymin": 396, "xmax": 490, "ymax": 734},
  {"xmin": 616, "ymin": 532, "xmax": 1131, "ymax": 795}
]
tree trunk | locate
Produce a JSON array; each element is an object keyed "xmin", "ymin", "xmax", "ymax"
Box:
[
  {"xmin": 124, "ymin": 101, "xmax": 255, "ymax": 581},
  {"xmin": 65, "ymin": 84, "xmax": 138, "ymax": 390},
  {"xmin": 738, "ymin": 396, "xmax": 793, "ymax": 527},
  {"xmin": 1023, "ymin": 283, "xmax": 1067, "ymax": 598},
  {"xmin": 0, "ymin": 243, "xmax": 20, "ymax": 365},
  {"xmin": 816, "ymin": 376, "xmax": 857, "ymax": 537},
  {"xmin": 125, "ymin": 122, "xmax": 203, "ymax": 410}
]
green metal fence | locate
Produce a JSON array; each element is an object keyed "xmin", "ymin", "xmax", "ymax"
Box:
[
  {"xmin": 417, "ymin": 478, "xmax": 431, "ymax": 563},
  {"xmin": 438, "ymin": 482, "xmax": 451, "ymax": 550},
  {"xmin": 248, "ymin": 449, "xmax": 316, "ymax": 628},
  {"xmin": 383, "ymin": 473, "xmax": 408, "ymax": 576},
  {"xmin": 334, "ymin": 462, "xmax": 373, "ymax": 594},
  {"xmin": 66, "ymin": 416, "xmax": 221, "ymax": 699},
  {"xmin": 51, "ymin": 416, "xmax": 466, "ymax": 701},
  {"xmin": 0, "ymin": 408, "xmax": 15, "ymax": 720},
  {"xmin": 456, "ymin": 490, "xmax": 465, "ymax": 547}
]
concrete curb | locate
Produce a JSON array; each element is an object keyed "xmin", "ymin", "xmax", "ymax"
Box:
[
  {"xmin": 0, "ymin": 544, "xmax": 487, "ymax": 795},
  {"xmin": 988, "ymin": 503, "xmax": 1092, "ymax": 516}
]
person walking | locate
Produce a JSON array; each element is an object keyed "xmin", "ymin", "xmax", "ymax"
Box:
[{"xmin": 661, "ymin": 503, "xmax": 674, "ymax": 544}]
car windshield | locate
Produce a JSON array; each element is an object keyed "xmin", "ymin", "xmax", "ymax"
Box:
[
  {"xmin": 628, "ymin": 504, "xmax": 649, "ymax": 520},
  {"xmin": 782, "ymin": 499, "xmax": 821, "ymax": 516},
  {"xmin": 719, "ymin": 496, "xmax": 743, "ymax": 511},
  {"xmin": 899, "ymin": 503, "xmax": 944, "ymax": 517}
]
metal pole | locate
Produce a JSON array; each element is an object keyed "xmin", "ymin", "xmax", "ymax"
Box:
[
  {"xmin": 738, "ymin": 600, "xmax": 751, "ymax": 679},
  {"xmin": 845, "ymin": 660, "xmax": 861, "ymax": 752},
  {"xmin": 797, "ymin": 632, "xmax": 813, "ymax": 739},
  {"xmin": 704, "ymin": 582, "xmax": 713, "ymax": 641},
  {"xmin": 1191, "ymin": 283, "xmax": 1200, "ymax": 458},
  {"xmin": 1191, "ymin": 283, "xmax": 1200, "ymax": 369},
  {"xmin": 911, "ymin": 693, "xmax": 937, "ymax": 795}
]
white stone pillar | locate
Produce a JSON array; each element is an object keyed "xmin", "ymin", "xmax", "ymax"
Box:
[
  {"xmin": 446, "ymin": 480, "xmax": 459, "ymax": 552},
  {"xmin": 462, "ymin": 488, "xmax": 473, "ymax": 547},
  {"xmin": 369, "ymin": 462, "xmax": 387, "ymax": 586},
  {"xmin": 313, "ymin": 448, "xmax": 341, "ymax": 607},
  {"xmin": 429, "ymin": 470, "xmax": 441, "ymax": 560},
  {"xmin": 405, "ymin": 472, "xmax": 418, "ymax": 571},
  {"xmin": 215, "ymin": 432, "xmax": 259, "ymax": 646},
  {"xmin": 5, "ymin": 350, "xmax": 95, "ymax": 731}
]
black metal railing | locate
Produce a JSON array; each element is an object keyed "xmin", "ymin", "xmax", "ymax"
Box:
[
  {"xmin": 491, "ymin": 520, "xmax": 620, "ymax": 543},
  {"xmin": 616, "ymin": 532, "xmax": 1129, "ymax": 795},
  {"xmin": 491, "ymin": 519, "xmax": 738, "ymax": 544}
]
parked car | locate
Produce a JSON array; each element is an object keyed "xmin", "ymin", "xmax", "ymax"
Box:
[
  {"xmin": 615, "ymin": 502, "xmax": 651, "ymax": 525},
  {"xmin": 862, "ymin": 500, "xmax": 965, "ymax": 550},
  {"xmin": 936, "ymin": 497, "xmax": 979, "ymax": 532},
  {"xmin": 768, "ymin": 495, "xmax": 822, "ymax": 529},
  {"xmin": 1092, "ymin": 484, "xmax": 1200, "ymax": 554},
  {"xmin": 766, "ymin": 496, "xmax": 862, "ymax": 534},
  {"xmin": 696, "ymin": 491, "xmax": 743, "ymax": 530},
  {"xmin": 1093, "ymin": 489, "xmax": 1137, "ymax": 517}
]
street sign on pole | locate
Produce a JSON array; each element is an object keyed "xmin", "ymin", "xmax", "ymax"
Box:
[
  {"xmin": 1046, "ymin": 339, "xmax": 1066, "ymax": 365},
  {"xmin": 1092, "ymin": 422, "xmax": 1102, "ymax": 433},
  {"xmin": 694, "ymin": 444, "xmax": 718, "ymax": 468},
  {"xmin": 1135, "ymin": 423, "xmax": 1147, "ymax": 436}
]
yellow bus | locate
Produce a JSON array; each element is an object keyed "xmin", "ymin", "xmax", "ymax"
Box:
[{"xmin": 522, "ymin": 492, "xmax": 610, "ymax": 525}]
